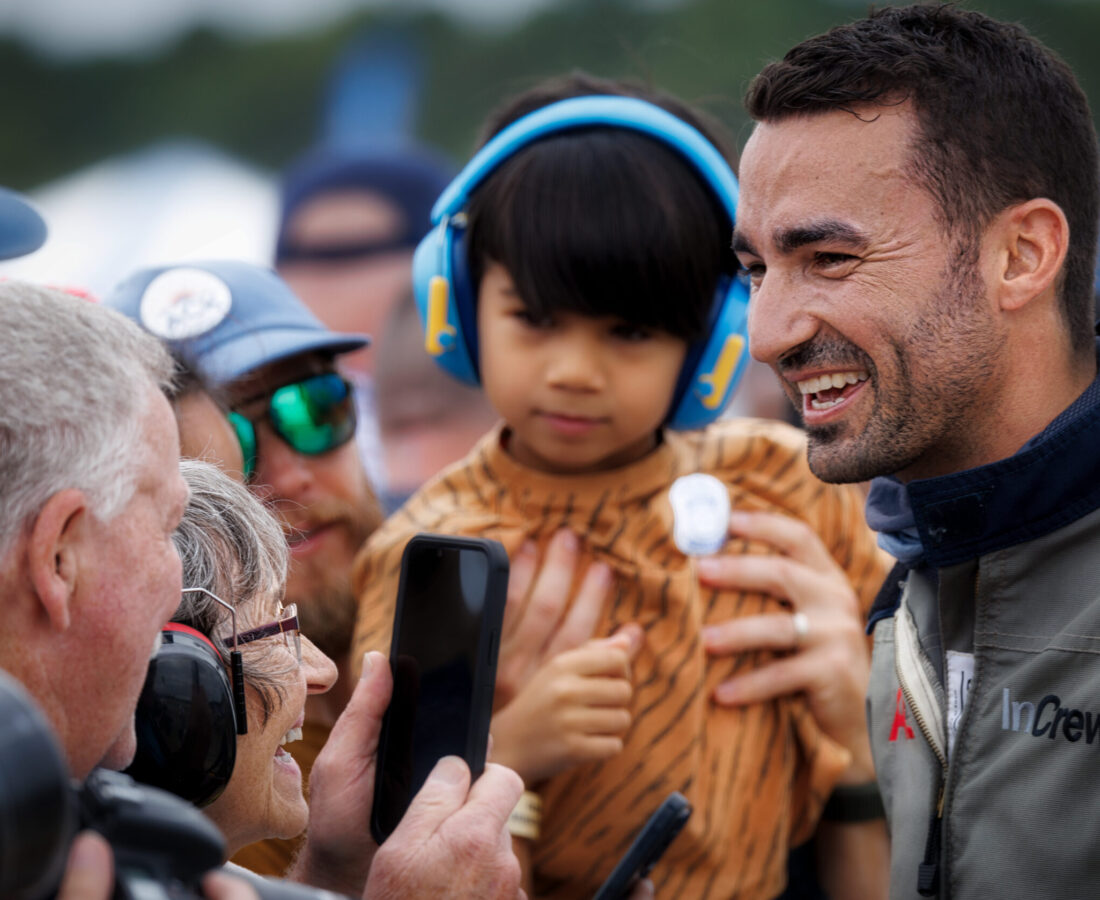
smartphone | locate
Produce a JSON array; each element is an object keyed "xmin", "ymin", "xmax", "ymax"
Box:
[
  {"xmin": 370, "ymin": 533, "xmax": 509, "ymax": 843},
  {"xmin": 592, "ymin": 792, "xmax": 693, "ymax": 900}
]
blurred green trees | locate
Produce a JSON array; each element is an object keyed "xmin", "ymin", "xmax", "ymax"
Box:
[{"xmin": 2, "ymin": 0, "xmax": 1099, "ymax": 188}]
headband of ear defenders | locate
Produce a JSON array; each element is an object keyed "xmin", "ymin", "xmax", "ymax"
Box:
[
  {"xmin": 431, "ymin": 95, "xmax": 738, "ymax": 221},
  {"xmin": 413, "ymin": 94, "xmax": 750, "ymax": 429}
]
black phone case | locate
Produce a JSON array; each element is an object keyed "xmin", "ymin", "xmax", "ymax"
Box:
[
  {"xmin": 370, "ymin": 533, "xmax": 509, "ymax": 844},
  {"xmin": 592, "ymin": 792, "xmax": 692, "ymax": 900}
]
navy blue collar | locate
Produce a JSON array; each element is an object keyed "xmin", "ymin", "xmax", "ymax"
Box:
[
  {"xmin": 909, "ymin": 366, "xmax": 1100, "ymax": 568},
  {"xmin": 865, "ymin": 341, "xmax": 1100, "ymax": 632}
]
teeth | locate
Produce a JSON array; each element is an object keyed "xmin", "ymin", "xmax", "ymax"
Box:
[
  {"xmin": 281, "ymin": 727, "xmax": 303, "ymax": 746},
  {"xmin": 796, "ymin": 371, "xmax": 868, "ymax": 395}
]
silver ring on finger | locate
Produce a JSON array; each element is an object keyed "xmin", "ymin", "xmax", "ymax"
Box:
[{"xmin": 791, "ymin": 611, "xmax": 810, "ymax": 648}]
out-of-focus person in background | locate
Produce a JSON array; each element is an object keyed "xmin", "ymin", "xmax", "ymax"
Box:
[{"xmin": 275, "ymin": 142, "xmax": 498, "ymax": 502}]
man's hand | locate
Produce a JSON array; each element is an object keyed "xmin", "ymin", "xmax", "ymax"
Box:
[
  {"xmin": 364, "ymin": 757, "xmax": 525, "ymax": 900},
  {"xmin": 289, "ymin": 650, "xmax": 392, "ymax": 895},
  {"xmin": 698, "ymin": 511, "xmax": 874, "ymax": 781},
  {"xmin": 495, "ymin": 529, "xmax": 613, "ymax": 708}
]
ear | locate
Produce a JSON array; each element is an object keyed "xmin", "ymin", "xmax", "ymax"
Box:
[
  {"xmin": 988, "ymin": 198, "xmax": 1069, "ymax": 313},
  {"xmin": 26, "ymin": 489, "xmax": 89, "ymax": 632}
]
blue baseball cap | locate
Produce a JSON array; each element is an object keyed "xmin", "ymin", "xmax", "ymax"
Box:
[
  {"xmin": 0, "ymin": 187, "xmax": 47, "ymax": 260},
  {"xmin": 103, "ymin": 259, "xmax": 369, "ymax": 384}
]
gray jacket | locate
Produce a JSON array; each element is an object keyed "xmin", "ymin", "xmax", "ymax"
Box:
[{"xmin": 867, "ymin": 374, "xmax": 1100, "ymax": 899}]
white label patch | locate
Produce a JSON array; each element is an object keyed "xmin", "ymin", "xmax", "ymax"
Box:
[
  {"xmin": 946, "ymin": 650, "xmax": 974, "ymax": 761},
  {"xmin": 139, "ymin": 267, "xmax": 232, "ymax": 340},
  {"xmin": 669, "ymin": 473, "xmax": 730, "ymax": 556}
]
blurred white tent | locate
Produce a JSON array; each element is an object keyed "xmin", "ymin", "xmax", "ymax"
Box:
[{"xmin": 0, "ymin": 139, "xmax": 278, "ymax": 298}]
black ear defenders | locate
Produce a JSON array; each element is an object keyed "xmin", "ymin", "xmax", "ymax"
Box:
[{"xmin": 125, "ymin": 623, "xmax": 246, "ymax": 808}]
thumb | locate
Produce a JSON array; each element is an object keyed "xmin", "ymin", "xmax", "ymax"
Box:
[
  {"xmin": 329, "ymin": 651, "xmax": 392, "ymax": 751},
  {"xmin": 609, "ymin": 622, "xmax": 645, "ymax": 660}
]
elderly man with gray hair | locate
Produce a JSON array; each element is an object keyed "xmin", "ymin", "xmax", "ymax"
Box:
[
  {"xmin": 0, "ymin": 280, "xmax": 221, "ymax": 896},
  {"xmin": 0, "ymin": 282, "xmax": 523, "ymax": 900}
]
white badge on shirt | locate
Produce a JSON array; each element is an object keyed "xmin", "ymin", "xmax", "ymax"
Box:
[
  {"xmin": 946, "ymin": 650, "xmax": 974, "ymax": 761},
  {"xmin": 669, "ymin": 473, "xmax": 730, "ymax": 557}
]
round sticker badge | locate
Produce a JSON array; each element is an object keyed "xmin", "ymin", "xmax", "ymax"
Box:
[
  {"xmin": 139, "ymin": 267, "xmax": 233, "ymax": 341},
  {"xmin": 669, "ymin": 473, "xmax": 731, "ymax": 556}
]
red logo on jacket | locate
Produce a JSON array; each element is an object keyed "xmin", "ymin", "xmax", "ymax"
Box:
[{"xmin": 890, "ymin": 687, "xmax": 916, "ymax": 741}]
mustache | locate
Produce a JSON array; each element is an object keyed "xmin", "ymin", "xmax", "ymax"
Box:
[
  {"xmin": 267, "ymin": 496, "xmax": 376, "ymax": 547},
  {"xmin": 777, "ymin": 335, "xmax": 872, "ymax": 376}
]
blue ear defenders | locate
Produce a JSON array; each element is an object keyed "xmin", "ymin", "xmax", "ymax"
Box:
[
  {"xmin": 412, "ymin": 94, "xmax": 749, "ymax": 430},
  {"xmin": 125, "ymin": 624, "xmax": 245, "ymax": 808}
]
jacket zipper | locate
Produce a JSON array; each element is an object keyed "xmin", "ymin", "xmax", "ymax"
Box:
[{"xmin": 894, "ymin": 603, "xmax": 949, "ymax": 897}]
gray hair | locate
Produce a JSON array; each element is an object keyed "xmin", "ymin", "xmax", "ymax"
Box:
[
  {"xmin": 0, "ymin": 282, "xmax": 175, "ymax": 559},
  {"xmin": 173, "ymin": 459, "xmax": 290, "ymax": 722}
]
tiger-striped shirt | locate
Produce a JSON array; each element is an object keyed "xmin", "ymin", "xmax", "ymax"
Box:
[{"xmin": 351, "ymin": 418, "xmax": 888, "ymax": 899}]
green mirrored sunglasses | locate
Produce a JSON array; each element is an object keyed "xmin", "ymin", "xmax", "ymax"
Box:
[{"xmin": 228, "ymin": 372, "xmax": 357, "ymax": 480}]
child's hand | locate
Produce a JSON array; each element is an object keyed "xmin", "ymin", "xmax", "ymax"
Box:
[
  {"xmin": 496, "ymin": 529, "xmax": 613, "ymax": 708},
  {"xmin": 490, "ymin": 624, "xmax": 643, "ymax": 786}
]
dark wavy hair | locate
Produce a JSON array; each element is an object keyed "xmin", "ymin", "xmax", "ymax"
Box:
[
  {"xmin": 465, "ymin": 72, "xmax": 739, "ymax": 342},
  {"xmin": 746, "ymin": 3, "xmax": 1099, "ymax": 356}
]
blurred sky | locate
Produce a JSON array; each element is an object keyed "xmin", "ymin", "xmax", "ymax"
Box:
[{"xmin": 0, "ymin": 0, "xmax": 579, "ymax": 59}]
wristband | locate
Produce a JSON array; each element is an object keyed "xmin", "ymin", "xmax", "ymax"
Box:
[
  {"xmin": 507, "ymin": 790, "xmax": 543, "ymax": 840},
  {"xmin": 821, "ymin": 780, "xmax": 885, "ymax": 823}
]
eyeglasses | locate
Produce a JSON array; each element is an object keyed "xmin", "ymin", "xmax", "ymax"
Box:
[
  {"xmin": 180, "ymin": 587, "xmax": 301, "ymax": 664},
  {"xmin": 229, "ymin": 372, "xmax": 357, "ymax": 480},
  {"xmin": 223, "ymin": 602, "xmax": 301, "ymax": 664}
]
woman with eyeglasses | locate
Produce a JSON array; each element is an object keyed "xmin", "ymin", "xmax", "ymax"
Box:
[
  {"xmin": 124, "ymin": 453, "xmax": 344, "ymax": 866},
  {"xmin": 163, "ymin": 457, "xmax": 338, "ymax": 856}
]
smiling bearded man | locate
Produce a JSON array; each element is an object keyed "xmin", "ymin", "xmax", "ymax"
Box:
[{"xmin": 735, "ymin": 5, "xmax": 1100, "ymax": 899}]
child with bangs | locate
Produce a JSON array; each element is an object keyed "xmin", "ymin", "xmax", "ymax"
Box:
[{"xmin": 351, "ymin": 72, "xmax": 888, "ymax": 899}]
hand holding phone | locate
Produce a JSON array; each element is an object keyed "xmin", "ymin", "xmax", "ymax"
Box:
[
  {"xmin": 592, "ymin": 792, "xmax": 692, "ymax": 900},
  {"xmin": 370, "ymin": 534, "xmax": 509, "ymax": 844}
]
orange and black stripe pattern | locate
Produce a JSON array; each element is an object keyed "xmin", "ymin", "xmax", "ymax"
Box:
[{"xmin": 352, "ymin": 419, "xmax": 888, "ymax": 899}]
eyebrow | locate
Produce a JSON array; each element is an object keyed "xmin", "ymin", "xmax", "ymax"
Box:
[
  {"xmin": 774, "ymin": 220, "xmax": 870, "ymax": 254},
  {"xmin": 732, "ymin": 220, "xmax": 871, "ymax": 258}
]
